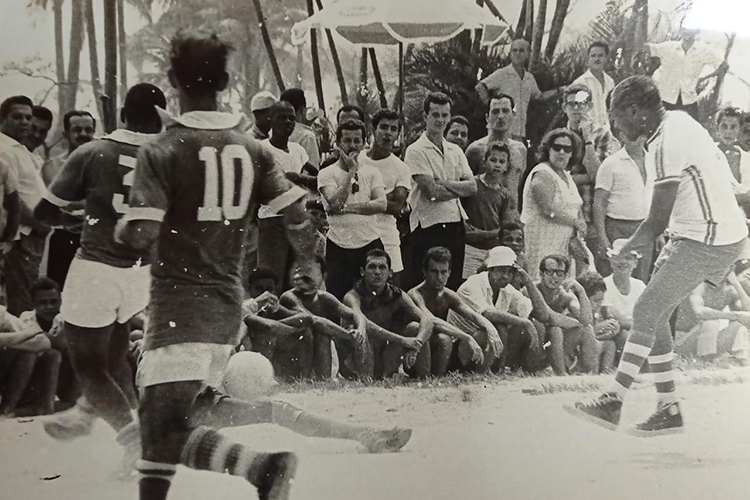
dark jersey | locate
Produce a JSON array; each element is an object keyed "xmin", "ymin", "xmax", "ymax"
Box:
[
  {"xmin": 128, "ymin": 112, "xmax": 304, "ymax": 349},
  {"xmin": 45, "ymin": 129, "xmax": 154, "ymax": 268}
]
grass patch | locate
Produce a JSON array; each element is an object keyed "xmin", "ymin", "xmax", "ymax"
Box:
[{"xmin": 521, "ymin": 380, "xmax": 603, "ymax": 396}]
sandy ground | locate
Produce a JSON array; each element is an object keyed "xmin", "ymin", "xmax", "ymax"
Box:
[{"xmin": 1, "ymin": 367, "xmax": 749, "ymax": 500}]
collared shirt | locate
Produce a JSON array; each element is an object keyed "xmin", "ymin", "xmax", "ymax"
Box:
[
  {"xmin": 257, "ymin": 139, "xmax": 309, "ymax": 220},
  {"xmin": 405, "ymin": 132, "xmax": 473, "ymax": 232},
  {"xmin": 480, "ymin": 64, "xmax": 541, "ymax": 138},
  {"xmin": 569, "ymin": 126, "xmax": 619, "ymax": 223},
  {"xmin": 649, "ymin": 40, "xmax": 721, "ymax": 105},
  {"xmin": 646, "ymin": 111, "xmax": 747, "ymax": 245},
  {"xmin": 595, "ymin": 147, "xmax": 652, "ymax": 221},
  {"xmin": 290, "ymin": 122, "xmax": 320, "ymax": 168},
  {"xmin": 0, "ymin": 132, "xmax": 46, "ymax": 238},
  {"xmin": 572, "ymin": 69, "xmax": 616, "ymax": 131},
  {"xmin": 249, "ymin": 124, "xmax": 269, "ymax": 141},
  {"xmin": 42, "ymin": 153, "xmax": 68, "ymax": 186}
]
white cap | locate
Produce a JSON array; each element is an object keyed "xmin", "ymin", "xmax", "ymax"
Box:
[
  {"xmin": 486, "ymin": 246, "xmax": 517, "ymax": 269},
  {"xmin": 607, "ymin": 238, "xmax": 642, "ymax": 259},
  {"xmin": 250, "ymin": 91, "xmax": 277, "ymax": 112}
]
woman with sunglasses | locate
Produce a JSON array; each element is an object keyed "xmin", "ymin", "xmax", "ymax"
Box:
[{"xmin": 520, "ymin": 128, "xmax": 587, "ymax": 281}]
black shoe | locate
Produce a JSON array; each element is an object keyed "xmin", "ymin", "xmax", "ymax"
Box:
[
  {"xmin": 628, "ymin": 402, "xmax": 684, "ymax": 437},
  {"xmin": 564, "ymin": 393, "xmax": 623, "ymax": 431},
  {"xmin": 255, "ymin": 452, "xmax": 298, "ymax": 500}
]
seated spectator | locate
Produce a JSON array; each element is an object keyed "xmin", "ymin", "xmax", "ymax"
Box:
[
  {"xmin": 318, "ymin": 118, "xmax": 387, "ymax": 300},
  {"xmin": 305, "ymin": 198, "xmax": 328, "ymax": 260},
  {"xmin": 521, "ymin": 128, "xmax": 587, "ymax": 281},
  {"xmin": 715, "ymin": 106, "xmax": 750, "ymax": 218},
  {"xmin": 409, "ymin": 247, "xmax": 500, "ymax": 374},
  {"xmin": 444, "ymin": 115, "xmax": 470, "ymax": 152},
  {"xmin": 577, "ymin": 271, "xmax": 620, "ymax": 373},
  {"xmin": 343, "ymin": 249, "xmax": 433, "ymax": 379},
  {"xmin": 463, "ymin": 142, "xmax": 518, "ymax": 278},
  {"xmin": 454, "ymin": 246, "xmax": 548, "ymax": 373},
  {"xmin": 535, "ymin": 254, "xmax": 599, "ymax": 375}
]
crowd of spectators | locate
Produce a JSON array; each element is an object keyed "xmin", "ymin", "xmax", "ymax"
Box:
[{"xmin": 1, "ymin": 26, "xmax": 750, "ymax": 419}]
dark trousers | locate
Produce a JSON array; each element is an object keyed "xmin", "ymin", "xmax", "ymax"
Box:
[
  {"xmin": 325, "ymin": 238, "xmax": 384, "ymax": 300},
  {"xmin": 409, "ymin": 222, "xmax": 465, "ymax": 291},
  {"xmin": 47, "ymin": 229, "xmax": 81, "ymax": 290},
  {"xmin": 258, "ymin": 217, "xmax": 293, "ymax": 291}
]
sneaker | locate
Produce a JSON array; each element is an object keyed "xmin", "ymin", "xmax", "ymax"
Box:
[
  {"xmin": 359, "ymin": 428, "xmax": 412, "ymax": 453},
  {"xmin": 42, "ymin": 405, "xmax": 97, "ymax": 441},
  {"xmin": 255, "ymin": 452, "xmax": 298, "ymax": 500},
  {"xmin": 564, "ymin": 393, "xmax": 623, "ymax": 431},
  {"xmin": 628, "ymin": 402, "xmax": 684, "ymax": 437}
]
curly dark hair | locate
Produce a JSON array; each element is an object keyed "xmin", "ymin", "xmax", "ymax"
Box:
[{"xmin": 535, "ymin": 128, "xmax": 583, "ymax": 169}]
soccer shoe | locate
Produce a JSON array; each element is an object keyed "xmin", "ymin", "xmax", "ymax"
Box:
[
  {"xmin": 254, "ymin": 452, "xmax": 298, "ymax": 500},
  {"xmin": 627, "ymin": 402, "xmax": 684, "ymax": 437},
  {"xmin": 113, "ymin": 421, "xmax": 142, "ymax": 481},
  {"xmin": 359, "ymin": 428, "xmax": 413, "ymax": 453},
  {"xmin": 563, "ymin": 393, "xmax": 623, "ymax": 431},
  {"xmin": 42, "ymin": 405, "xmax": 97, "ymax": 441}
]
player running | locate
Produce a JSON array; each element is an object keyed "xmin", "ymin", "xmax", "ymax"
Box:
[
  {"xmin": 34, "ymin": 83, "xmax": 167, "ymax": 473},
  {"xmin": 565, "ymin": 76, "xmax": 748, "ymax": 436},
  {"xmin": 116, "ymin": 33, "xmax": 313, "ymax": 500}
]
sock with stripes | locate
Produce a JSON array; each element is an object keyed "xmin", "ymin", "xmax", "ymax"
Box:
[
  {"xmin": 648, "ymin": 352, "xmax": 677, "ymax": 408},
  {"xmin": 137, "ymin": 460, "xmax": 176, "ymax": 500},
  {"xmin": 608, "ymin": 330, "xmax": 655, "ymax": 399},
  {"xmin": 179, "ymin": 426, "xmax": 270, "ymax": 486}
]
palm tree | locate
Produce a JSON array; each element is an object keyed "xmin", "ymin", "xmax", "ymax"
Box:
[
  {"xmin": 251, "ymin": 0, "xmax": 285, "ymax": 92},
  {"xmin": 66, "ymin": 0, "xmax": 85, "ymax": 111},
  {"xmin": 545, "ymin": 0, "xmax": 572, "ymax": 61},
  {"xmin": 118, "ymin": 0, "xmax": 128, "ymax": 102},
  {"xmin": 84, "ymin": 0, "xmax": 105, "ymax": 121},
  {"xmin": 529, "ymin": 0, "xmax": 547, "ymax": 70},
  {"xmin": 103, "ymin": 0, "xmax": 118, "ymax": 132}
]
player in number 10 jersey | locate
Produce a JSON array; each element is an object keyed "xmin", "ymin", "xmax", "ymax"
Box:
[{"xmin": 116, "ymin": 33, "xmax": 312, "ymax": 500}]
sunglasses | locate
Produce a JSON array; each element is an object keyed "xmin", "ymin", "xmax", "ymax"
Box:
[
  {"xmin": 542, "ymin": 269, "xmax": 567, "ymax": 277},
  {"xmin": 550, "ymin": 143, "xmax": 573, "ymax": 154},
  {"xmin": 565, "ymin": 100, "xmax": 590, "ymax": 108},
  {"xmin": 351, "ymin": 173, "xmax": 360, "ymax": 194}
]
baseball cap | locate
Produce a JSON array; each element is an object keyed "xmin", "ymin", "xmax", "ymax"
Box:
[
  {"xmin": 486, "ymin": 246, "xmax": 517, "ymax": 269},
  {"xmin": 250, "ymin": 91, "xmax": 277, "ymax": 112}
]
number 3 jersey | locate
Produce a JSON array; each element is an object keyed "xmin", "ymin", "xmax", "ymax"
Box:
[
  {"xmin": 127, "ymin": 111, "xmax": 306, "ymax": 350},
  {"xmin": 44, "ymin": 129, "xmax": 154, "ymax": 268}
]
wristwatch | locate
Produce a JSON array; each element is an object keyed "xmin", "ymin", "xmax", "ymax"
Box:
[{"xmin": 549, "ymin": 211, "xmax": 556, "ymax": 219}]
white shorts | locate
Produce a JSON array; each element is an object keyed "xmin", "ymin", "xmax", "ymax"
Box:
[
  {"xmin": 137, "ymin": 342, "xmax": 234, "ymax": 389},
  {"xmin": 383, "ymin": 241, "xmax": 404, "ymax": 273},
  {"xmin": 61, "ymin": 258, "xmax": 150, "ymax": 328}
]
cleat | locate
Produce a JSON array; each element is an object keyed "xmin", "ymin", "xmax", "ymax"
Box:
[
  {"xmin": 628, "ymin": 402, "xmax": 684, "ymax": 437},
  {"xmin": 564, "ymin": 393, "xmax": 622, "ymax": 431},
  {"xmin": 42, "ymin": 405, "xmax": 96, "ymax": 441},
  {"xmin": 255, "ymin": 452, "xmax": 298, "ymax": 500},
  {"xmin": 359, "ymin": 428, "xmax": 412, "ymax": 454}
]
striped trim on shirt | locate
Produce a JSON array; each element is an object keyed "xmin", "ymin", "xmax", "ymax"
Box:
[{"xmin": 685, "ymin": 165, "xmax": 717, "ymax": 245}]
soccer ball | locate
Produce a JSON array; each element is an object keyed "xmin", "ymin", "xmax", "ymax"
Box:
[{"xmin": 222, "ymin": 351, "xmax": 278, "ymax": 401}]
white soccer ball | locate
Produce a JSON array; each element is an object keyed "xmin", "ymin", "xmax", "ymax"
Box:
[{"xmin": 222, "ymin": 351, "xmax": 278, "ymax": 401}]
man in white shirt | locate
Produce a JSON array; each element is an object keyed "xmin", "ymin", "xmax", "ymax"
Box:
[
  {"xmin": 714, "ymin": 106, "xmax": 750, "ymax": 218},
  {"xmin": 568, "ymin": 75, "xmax": 748, "ymax": 436},
  {"xmin": 359, "ymin": 109, "xmax": 410, "ymax": 284},
  {"xmin": 281, "ymin": 88, "xmax": 321, "ymax": 169},
  {"xmin": 572, "ymin": 42, "xmax": 616, "ymax": 132},
  {"xmin": 247, "ymin": 90, "xmax": 276, "ymax": 141},
  {"xmin": 0, "ymin": 95, "xmax": 50, "ymax": 315},
  {"xmin": 318, "ymin": 119, "xmax": 387, "ymax": 299},
  {"xmin": 405, "ymin": 92, "xmax": 477, "ymax": 291}
]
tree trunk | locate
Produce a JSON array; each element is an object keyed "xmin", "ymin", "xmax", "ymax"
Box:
[
  {"xmin": 251, "ymin": 0, "xmax": 285, "ymax": 92},
  {"xmin": 103, "ymin": 0, "xmax": 118, "ymax": 133},
  {"xmin": 515, "ymin": 0, "xmax": 527, "ymax": 38},
  {"xmin": 368, "ymin": 48, "xmax": 388, "ymax": 109},
  {"xmin": 524, "ymin": 0, "xmax": 535, "ymax": 43},
  {"xmin": 53, "ymin": 0, "xmax": 66, "ymax": 123},
  {"xmin": 632, "ymin": 0, "xmax": 649, "ymax": 51},
  {"xmin": 306, "ymin": 0, "xmax": 325, "ymax": 111},
  {"xmin": 66, "ymin": 0, "xmax": 85, "ymax": 112},
  {"xmin": 529, "ymin": 0, "xmax": 547, "ymax": 70},
  {"xmin": 705, "ymin": 33, "xmax": 736, "ymax": 119},
  {"xmin": 117, "ymin": 0, "xmax": 128, "ymax": 102},
  {"xmin": 544, "ymin": 0, "xmax": 570, "ymax": 61},
  {"xmin": 358, "ymin": 49, "xmax": 368, "ymax": 110},
  {"xmin": 84, "ymin": 0, "xmax": 105, "ymax": 123},
  {"xmin": 314, "ymin": 0, "xmax": 347, "ymax": 105}
]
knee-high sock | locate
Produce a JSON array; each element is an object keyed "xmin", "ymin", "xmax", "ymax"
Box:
[
  {"xmin": 609, "ymin": 330, "xmax": 654, "ymax": 398},
  {"xmin": 137, "ymin": 460, "xmax": 176, "ymax": 500},
  {"xmin": 648, "ymin": 352, "xmax": 676, "ymax": 406}
]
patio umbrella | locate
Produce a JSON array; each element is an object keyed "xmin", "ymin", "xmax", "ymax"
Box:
[{"xmin": 291, "ymin": 0, "xmax": 509, "ymax": 118}]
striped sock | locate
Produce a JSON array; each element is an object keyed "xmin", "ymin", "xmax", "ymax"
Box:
[
  {"xmin": 649, "ymin": 352, "xmax": 677, "ymax": 407},
  {"xmin": 137, "ymin": 460, "xmax": 176, "ymax": 500},
  {"xmin": 180, "ymin": 426, "xmax": 269, "ymax": 486},
  {"xmin": 609, "ymin": 331, "xmax": 655, "ymax": 398}
]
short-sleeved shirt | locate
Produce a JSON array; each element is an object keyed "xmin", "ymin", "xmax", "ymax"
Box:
[
  {"xmin": 0, "ymin": 142, "xmax": 18, "ymax": 238},
  {"xmin": 405, "ymin": 132, "xmax": 473, "ymax": 232},
  {"xmin": 290, "ymin": 122, "xmax": 320, "ymax": 168},
  {"xmin": 127, "ymin": 111, "xmax": 305, "ymax": 350},
  {"xmin": 571, "ymin": 70, "xmax": 616, "ymax": 131},
  {"xmin": 0, "ymin": 132, "xmax": 45, "ymax": 238},
  {"xmin": 602, "ymin": 275, "xmax": 646, "ymax": 324},
  {"xmin": 646, "ymin": 111, "xmax": 748, "ymax": 245},
  {"xmin": 465, "ymin": 135, "xmax": 527, "ymax": 206},
  {"xmin": 649, "ymin": 40, "xmax": 720, "ymax": 105},
  {"xmin": 595, "ymin": 147, "xmax": 652, "ymax": 221},
  {"xmin": 318, "ymin": 160, "xmax": 384, "ymax": 249},
  {"xmin": 45, "ymin": 129, "xmax": 154, "ymax": 268},
  {"xmin": 479, "ymin": 64, "xmax": 541, "ymax": 138},
  {"xmin": 257, "ymin": 139, "xmax": 309, "ymax": 219},
  {"xmin": 358, "ymin": 151, "xmax": 410, "ymax": 246}
]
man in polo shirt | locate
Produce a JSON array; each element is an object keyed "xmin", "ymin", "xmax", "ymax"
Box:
[
  {"xmin": 247, "ymin": 90, "xmax": 276, "ymax": 141},
  {"xmin": 465, "ymin": 94, "xmax": 527, "ymax": 206},
  {"xmin": 405, "ymin": 92, "xmax": 477, "ymax": 291},
  {"xmin": 593, "ymin": 134, "xmax": 653, "ymax": 281},
  {"xmin": 475, "ymin": 38, "xmax": 565, "ymax": 142},
  {"xmin": 318, "ymin": 118, "xmax": 386, "ymax": 300},
  {"xmin": 568, "ymin": 75, "xmax": 748, "ymax": 436},
  {"xmin": 572, "ymin": 42, "xmax": 616, "ymax": 133},
  {"xmin": 281, "ymin": 88, "xmax": 321, "ymax": 169},
  {"xmin": 0, "ymin": 95, "xmax": 49, "ymax": 315}
]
